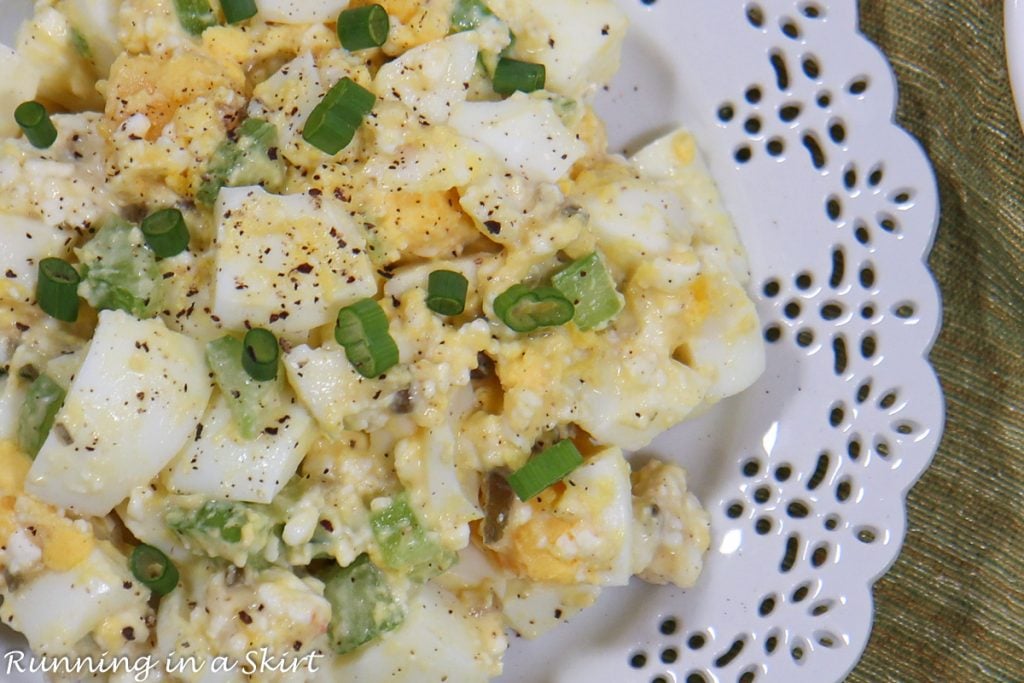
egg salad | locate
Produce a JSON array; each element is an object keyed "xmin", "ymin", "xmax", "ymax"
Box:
[{"xmin": 0, "ymin": 0, "xmax": 765, "ymax": 680}]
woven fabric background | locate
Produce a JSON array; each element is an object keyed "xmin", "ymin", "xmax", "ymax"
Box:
[{"xmin": 849, "ymin": 2, "xmax": 1024, "ymax": 681}]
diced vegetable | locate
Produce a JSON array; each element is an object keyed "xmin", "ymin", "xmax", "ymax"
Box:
[
  {"xmin": 426, "ymin": 270, "xmax": 468, "ymax": 316},
  {"xmin": 173, "ymin": 0, "xmax": 218, "ymax": 35},
  {"xmin": 337, "ymin": 5, "xmax": 390, "ymax": 51},
  {"xmin": 14, "ymin": 101, "xmax": 57, "ymax": 149},
  {"xmin": 197, "ymin": 118, "xmax": 286, "ymax": 205},
  {"xmin": 16, "ymin": 374, "xmax": 65, "ymax": 458},
  {"xmin": 370, "ymin": 493, "xmax": 456, "ymax": 581},
  {"xmin": 76, "ymin": 217, "xmax": 162, "ymax": 318},
  {"xmin": 506, "ymin": 439, "xmax": 583, "ymax": 500},
  {"xmin": 140, "ymin": 208, "xmax": 190, "ymax": 258},
  {"xmin": 167, "ymin": 500, "xmax": 249, "ymax": 543},
  {"xmin": 302, "ymin": 78, "xmax": 376, "ymax": 155},
  {"xmin": 36, "ymin": 258, "xmax": 80, "ymax": 323},
  {"xmin": 206, "ymin": 336, "xmax": 283, "ymax": 439},
  {"xmin": 166, "ymin": 499, "xmax": 276, "ymax": 563},
  {"xmin": 222, "ymin": 0, "xmax": 258, "ymax": 24},
  {"xmin": 481, "ymin": 471, "xmax": 514, "ymax": 545},
  {"xmin": 322, "ymin": 554, "xmax": 405, "ymax": 654},
  {"xmin": 335, "ymin": 298, "xmax": 400, "ymax": 378},
  {"xmin": 450, "ymin": 0, "xmax": 494, "ymax": 33},
  {"xmin": 69, "ymin": 27, "xmax": 91, "ymax": 59},
  {"xmin": 129, "ymin": 544, "xmax": 179, "ymax": 596},
  {"xmin": 242, "ymin": 328, "xmax": 279, "ymax": 382},
  {"xmin": 551, "ymin": 251, "xmax": 624, "ymax": 331},
  {"xmin": 492, "ymin": 58, "xmax": 546, "ymax": 95},
  {"xmin": 492, "ymin": 284, "xmax": 574, "ymax": 332}
]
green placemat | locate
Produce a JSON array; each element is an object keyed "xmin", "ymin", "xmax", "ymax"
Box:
[{"xmin": 850, "ymin": 3, "xmax": 1024, "ymax": 682}]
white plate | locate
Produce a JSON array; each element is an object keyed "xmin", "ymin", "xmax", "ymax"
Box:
[
  {"xmin": 1006, "ymin": 0, "xmax": 1024, "ymax": 129},
  {"xmin": 1, "ymin": 2, "xmax": 943, "ymax": 683}
]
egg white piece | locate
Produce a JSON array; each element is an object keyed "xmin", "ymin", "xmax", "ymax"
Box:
[
  {"xmin": 0, "ymin": 544, "xmax": 148, "ymax": 653},
  {"xmin": 488, "ymin": 0, "xmax": 627, "ymax": 99},
  {"xmin": 27, "ymin": 310, "xmax": 213, "ymax": 516},
  {"xmin": 165, "ymin": 392, "xmax": 316, "ymax": 504},
  {"xmin": 0, "ymin": 214, "xmax": 71, "ymax": 303},
  {"xmin": 571, "ymin": 169, "xmax": 692, "ymax": 275},
  {"xmin": 0, "ymin": 46, "xmax": 40, "ymax": 138},
  {"xmin": 212, "ymin": 186, "xmax": 376, "ymax": 338},
  {"xmin": 284, "ymin": 344, "xmax": 410, "ymax": 435},
  {"xmin": 449, "ymin": 93, "xmax": 586, "ymax": 184},
  {"xmin": 320, "ymin": 584, "xmax": 506, "ymax": 682},
  {"xmin": 375, "ymin": 32, "xmax": 479, "ymax": 125},
  {"xmin": 394, "ymin": 424, "xmax": 482, "ymax": 550},
  {"xmin": 254, "ymin": 0, "xmax": 350, "ymax": 23}
]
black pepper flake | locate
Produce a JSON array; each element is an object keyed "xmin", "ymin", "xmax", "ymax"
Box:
[
  {"xmin": 4, "ymin": 269, "xmax": 15, "ymax": 278},
  {"xmin": 319, "ymin": 519, "xmax": 334, "ymax": 532},
  {"xmin": 294, "ymin": 263, "xmax": 314, "ymax": 274},
  {"xmin": 264, "ymin": 427, "xmax": 279, "ymax": 436},
  {"xmin": 238, "ymin": 611, "xmax": 253, "ymax": 625},
  {"xmin": 122, "ymin": 627, "xmax": 136, "ymax": 641},
  {"xmin": 484, "ymin": 220, "xmax": 502, "ymax": 235},
  {"xmin": 269, "ymin": 311, "xmax": 290, "ymax": 322}
]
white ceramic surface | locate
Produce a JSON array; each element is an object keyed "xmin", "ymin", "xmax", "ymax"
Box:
[
  {"xmin": 0, "ymin": 2, "xmax": 943, "ymax": 682},
  {"xmin": 1006, "ymin": 0, "xmax": 1024, "ymax": 130}
]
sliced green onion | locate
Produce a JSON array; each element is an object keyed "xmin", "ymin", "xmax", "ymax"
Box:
[
  {"xmin": 492, "ymin": 57, "xmax": 546, "ymax": 95},
  {"xmin": 140, "ymin": 208, "xmax": 190, "ymax": 258},
  {"xmin": 303, "ymin": 77, "xmax": 377, "ymax": 155},
  {"xmin": 242, "ymin": 328, "xmax": 279, "ymax": 382},
  {"xmin": 338, "ymin": 4, "xmax": 390, "ymax": 51},
  {"xmin": 221, "ymin": 0, "xmax": 257, "ymax": 23},
  {"xmin": 507, "ymin": 439, "xmax": 584, "ymax": 501},
  {"xmin": 173, "ymin": 0, "xmax": 217, "ymax": 35},
  {"xmin": 36, "ymin": 258, "xmax": 80, "ymax": 323},
  {"xmin": 335, "ymin": 298, "xmax": 399, "ymax": 378},
  {"xmin": 302, "ymin": 107, "xmax": 358, "ymax": 156},
  {"xmin": 130, "ymin": 544, "xmax": 179, "ymax": 596},
  {"xmin": 426, "ymin": 270, "xmax": 468, "ymax": 316},
  {"xmin": 551, "ymin": 251, "xmax": 623, "ymax": 331},
  {"xmin": 493, "ymin": 284, "xmax": 574, "ymax": 332},
  {"xmin": 15, "ymin": 101, "xmax": 57, "ymax": 149}
]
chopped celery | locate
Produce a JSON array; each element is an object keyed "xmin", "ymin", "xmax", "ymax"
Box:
[
  {"xmin": 167, "ymin": 500, "xmax": 249, "ymax": 542},
  {"xmin": 166, "ymin": 499, "xmax": 275, "ymax": 563},
  {"xmin": 551, "ymin": 251, "xmax": 624, "ymax": 331},
  {"xmin": 206, "ymin": 336, "xmax": 282, "ymax": 439},
  {"xmin": 17, "ymin": 374, "xmax": 65, "ymax": 457},
  {"xmin": 69, "ymin": 27, "xmax": 92, "ymax": 60},
  {"xmin": 76, "ymin": 218, "xmax": 162, "ymax": 318},
  {"xmin": 450, "ymin": 0, "xmax": 494, "ymax": 32},
  {"xmin": 174, "ymin": 0, "xmax": 218, "ymax": 36},
  {"xmin": 370, "ymin": 493, "xmax": 456, "ymax": 581},
  {"xmin": 322, "ymin": 554, "xmax": 405, "ymax": 654},
  {"xmin": 197, "ymin": 118, "xmax": 286, "ymax": 205}
]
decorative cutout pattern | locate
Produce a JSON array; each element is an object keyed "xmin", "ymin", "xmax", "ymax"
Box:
[{"xmin": 503, "ymin": 1, "xmax": 941, "ymax": 681}]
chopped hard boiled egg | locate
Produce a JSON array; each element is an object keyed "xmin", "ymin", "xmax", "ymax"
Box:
[
  {"xmin": 449, "ymin": 93, "xmax": 587, "ymax": 184},
  {"xmin": 27, "ymin": 310, "xmax": 213, "ymax": 516},
  {"xmin": 164, "ymin": 392, "xmax": 316, "ymax": 504},
  {"xmin": 212, "ymin": 186, "xmax": 377, "ymax": 337}
]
